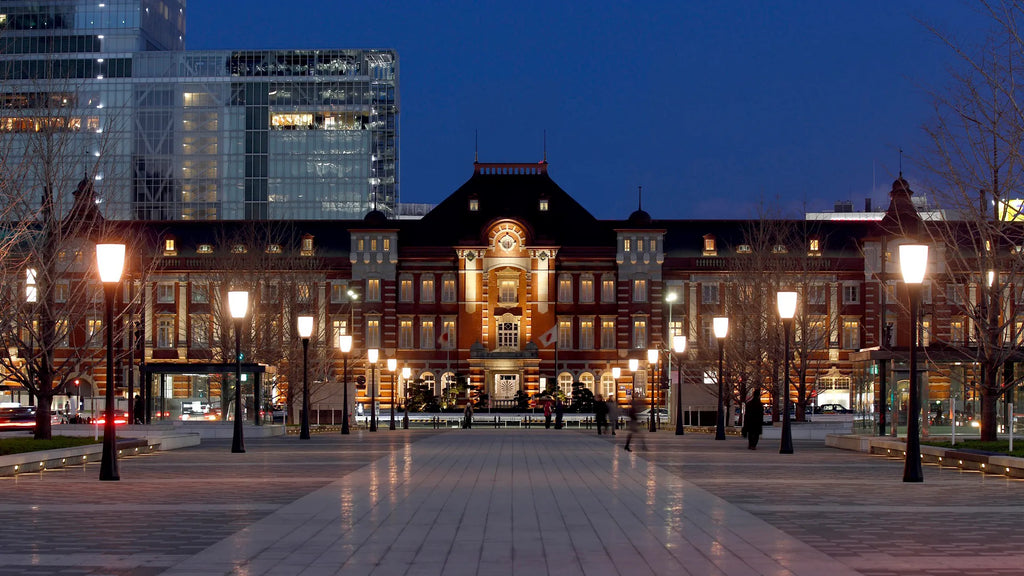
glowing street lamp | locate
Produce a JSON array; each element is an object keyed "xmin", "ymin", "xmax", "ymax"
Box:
[
  {"xmin": 777, "ymin": 291, "xmax": 798, "ymax": 454},
  {"xmin": 297, "ymin": 316, "xmax": 314, "ymax": 440},
  {"xmin": 713, "ymin": 316, "xmax": 729, "ymax": 440},
  {"xmin": 900, "ymin": 243, "xmax": 929, "ymax": 483},
  {"xmin": 339, "ymin": 334, "xmax": 353, "ymax": 434},
  {"xmin": 673, "ymin": 335, "xmax": 686, "ymax": 435},
  {"xmin": 96, "ymin": 243, "xmax": 125, "ymax": 481},
  {"xmin": 229, "ymin": 290, "xmax": 249, "ymax": 453},
  {"xmin": 647, "ymin": 348, "xmax": 658, "ymax": 432}
]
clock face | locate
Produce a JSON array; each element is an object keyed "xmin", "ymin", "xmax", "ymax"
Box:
[{"xmin": 499, "ymin": 234, "xmax": 516, "ymax": 251}]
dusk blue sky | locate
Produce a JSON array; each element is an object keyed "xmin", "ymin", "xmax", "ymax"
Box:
[{"xmin": 187, "ymin": 1, "xmax": 986, "ymax": 220}]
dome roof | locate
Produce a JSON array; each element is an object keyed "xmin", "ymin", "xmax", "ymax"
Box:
[
  {"xmin": 363, "ymin": 209, "xmax": 388, "ymax": 226},
  {"xmin": 627, "ymin": 209, "xmax": 652, "ymax": 227}
]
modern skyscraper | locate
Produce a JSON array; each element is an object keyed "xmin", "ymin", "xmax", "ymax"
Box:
[{"xmin": 0, "ymin": 0, "xmax": 398, "ymax": 220}]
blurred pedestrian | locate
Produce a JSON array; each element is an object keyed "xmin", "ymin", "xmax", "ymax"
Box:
[
  {"xmin": 132, "ymin": 394, "xmax": 144, "ymax": 425},
  {"xmin": 463, "ymin": 400, "xmax": 474, "ymax": 429},
  {"xmin": 555, "ymin": 398, "xmax": 564, "ymax": 429},
  {"xmin": 607, "ymin": 396, "xmax": 618, "ymax": 436},
  {"xmin": 742, "ymin": 396, "xmax": 763, "ymax": 449},
  {"xmin": 594, "ymin": 394, "xmax": 609, "ymax": 435},
  {"xmin": 624, "ymin": 395, "xmax": 646, "ymax": 451},
  {"xmin": 544, "ymin": 400, "xmax": 552, "ymax": 429}
]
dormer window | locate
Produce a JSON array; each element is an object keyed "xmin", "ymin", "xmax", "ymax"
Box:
[
  {"xmin": 163, "ymin": 237, "xmax": 177, "ymax": 255},
  {"xmin": 231, "ymin": 244, "xmax": 247, "ymax": 254},
  {"xmin": 301, "ymin": 235, "xmax": 314, "ymax": 256},
  {"xmin": 197, "ymin": 244, "xmax": 213, "ymax": 254},
  {"xmin": 469, "ymin": 198, "xmax": 479, "ymax": 211},
  {"xmin": 809, "ymin": 238, "xmax": 821, "ymax": 256},
  {"xmin": 702, "ymin": 234, "xmax": 717, "ymax": 256},
  {"xmin": 736, "ymin": 244, "xmax": 752, "ymax": 254},
  {"xmin": 773, "ymin": 244, "xmax": 788, "ymax": 254},
  {"xmin": 266, "ymin": 244, "xmax": 282, "ymax": 254},
  {"xmin": 539, "ymin": 198, "xmax": 549, "ymax": 211}
]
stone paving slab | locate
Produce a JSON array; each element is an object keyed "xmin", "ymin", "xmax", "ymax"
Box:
[{"xmin": 0, "ymin": 428, "xmax": 1019, "ymax": 575}]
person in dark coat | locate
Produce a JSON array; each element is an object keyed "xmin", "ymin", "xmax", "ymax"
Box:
[
  {"xmin": 132, "ymin": 394, "xmax": 144, "ymax": 425},
  {"xmin": 544, "ymin": 400, "xmax": 553, "ymax": 429},
  {"xmin": 742, "ymin": 396, "xmax": 764, "ymax": 449},
  {"xmin": 463, "ymin": 401, "xmax": 474, "ymax": 429},
  {"xmin": 554, "ymin": 399, "xmax": 564, "ymax": 429},
  {"xmin": 594, "ymin": 394, "xmax": 609, "ymax": 435}
]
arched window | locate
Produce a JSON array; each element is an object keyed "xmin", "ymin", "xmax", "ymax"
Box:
[
  {"xmin": 579, "ymin": 372, "xmax": 595, "ymax": 393},
  {"xmin": 422, "ymin": 372, "xmax": 436, "ymax": 395},
  {"xmin": 600, "ymin": 372, "xmax": 615, "ymax": 399},
  {"xmin": 558, "ymin": 372, "xmax": 573, "ymax": 395},
  {"xmin": 440, "ymin": 372, "xmax": 457, "ymax": 395}
]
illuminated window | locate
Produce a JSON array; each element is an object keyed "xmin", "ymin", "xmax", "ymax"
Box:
[
  {"xmin": 297, "ymin": 284, "xmax": 311, "ymax": 303},
  {"xmin": 809, "ymin": 238, "xmax": 820, "ymax": 253},
  {"xmin": 420, "ymin": 319, "xmax": 434, "ymax": 349},
  {"xmin": 301, "ymin": 236, "xmax": 314, "ymax": 256},
  {"xmin": 736, "ymin": 244, "xmax": 752, "ymax": 254},
  {"xmin": 499, "ymin": 279, "xmax": 517, "ymax": 304},
  {"xmin": 87, "ymin": 318, "xmax": 103, "ymax": 340},
  {"xmin": 266, "ymin": 244, "xmax": 282, "ymax": 254},
  {"xmin": 497, "ymin": 319, "xmax": 519, "ymax": 349},
  {"xmin": 950, "ymin": 318, "xmax": 965, "ymax": 344},
  {"xmin": 197, "ymin": 244, "xmax": 213, "ymax": 254},
  {"xmin": 650, "ymin": 239, "xmax": 656, "ymax": 252},
  {"xmin": 399, "ymin": 318, "xmax": 413, "ymax": 349},
  {"xmin": 601, "ymin": 319, "xmax": 616, "ymax": 349},
  {"xmin": 330, "ymin": 283, "xmax": 347, "ymax": 303},
  {"xmin": 632, "ymin": 279, "xmax": 647, "ymax": 302},
  {"xmin": 383, "ymin": 238, "xmax": 390, "ymax": 251},
  {"xmin": 703, "ymin": 235, "xmax": 716, "ymax": 255},
  {"xmin": 421, "ymin": 276, "xmax": 435, "ymax": 302},
  {"xmin": 539, "ymin": 198, "xmax": 549, "ymax": 211},
  {"xmin": 601, "ymin": 372, "xmax": 615, "ymax": 398},
  {"xmin": 332, "ymin": 319, "xmax": 348, "ymax": 348},
  {"xmin": 366, "ymin": 317, "xmax": 381, "ymax": 348},
  {"xmin": 399, "ymin": 278, "xmax": 413, "ymax": 302},
  {"xmin": 469, "ymin": 198, "xmax": 479, "ymax": 211},
  {"xmin": 558, "ymin": 372, "xmax": 573, "ymax": 394},
  {"xmin": 25, "ymin": 268, "xmax": 37, "ymax": 302},
  {"xmin": 773, "ymin": 244, "xmax": 788, "ymax": 254},
  {"xmin": 371, "ymin": 238, "xmax": 377, "ymax": 251},
  {"xmin": 231, "ymin": 244, "xmax": 247, "ymax": 254},
  {"xmin": 632, "ymin": 318, "xmax": 647, "ymax": 349},
  {"xmin": 271, "ymin": 112, "xmax": 313, "ymax": 129},
  {"xmin": 441, "ymin": 276, "xmax": 456, "ymax": 302},
  {"xmin": 624, "ymin": 238, "xmax": 631, "ymax": 252},
  {"xmin": 163, "ymin": 238, "xmax": 176, "ymax": 255},
  {"xmin": 580, "ymin": 277, "xmax": 594, "ymax": 303},
  {"xmin": 580, "ymin": 319, "xmax": 594, "ymax": 350},
  {"xmin": 366, "ymin": 279, "xmax": 381, "ymax": 301},
  {"xmin": 441, "ymin": 320, "xmax": 456, "ymax": 350},
  {"xmin": 558, "ymin": 275, "xmax": 572, "ymax": 303},
  {"xmin": 601, "ymin": 277, "xmax": 616, "ymax": 303},
  {"xmin": 358, "ymin": 238, "xmax": 365, "ymax": 251},
  {"xmin": 558, "ymin": 319, "xmax": 573, "ymax": 349},
  {"xmin": 842, "ymin": 319, "xmax": 860, "ymax": 350}
]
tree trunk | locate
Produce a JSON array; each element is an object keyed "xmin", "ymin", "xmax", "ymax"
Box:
[{"xmin": 980, "ymin": 361, "xmax": 999, "ymax": 441}]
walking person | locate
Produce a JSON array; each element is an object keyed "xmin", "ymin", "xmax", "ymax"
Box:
[
  {"xmin": 594, "ymin": 394, "xmax": 609, "ymax": 435},
  {"xmin": 742, "ymin": 395, "xmax": 763, "ymax": 449},
  {"xmin": 607, "ymin": 395, "xmax": 617, "ymax": 435},
  {"xmin": 554, "ymin": 398, "xmax": 564, "ymax": 429},
  {"xmin": 463, "ymin": 400, "xmax": 474, "ymax": 429},
  {"xmin": 132, "ymin": 394, "xmax": 144, "ymax": 425},
  {"xmin": 624, "ymin": 395, "xmax": 646, "ymax": 451},
  {"xmin": 544, "ymin": 400, "xmax": 552, "ymax": 429}
]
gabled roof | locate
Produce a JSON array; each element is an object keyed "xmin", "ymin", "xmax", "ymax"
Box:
[{"xmin": 408, "ymin": 162, "xmax": 616, "ymax": 247}]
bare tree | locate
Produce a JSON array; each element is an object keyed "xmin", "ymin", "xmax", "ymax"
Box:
[{"xmin": 918, "ymin": 0, "xmax": 1024, "ymax": 441}]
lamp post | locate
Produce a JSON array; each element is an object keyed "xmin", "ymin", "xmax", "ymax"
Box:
[
  {"xmin": 900, "ymin": 243, "xmax": 928, "ymax": 483},
  {"xmin": 96, "ymin": 243, "xmax": 125, "ymax": 481},
  {"xmin": 777, "ymin": 291, "xmax": 797, "ymax": 454},
  {"xmin": 714, "ymin": 316, "xmax": 729, "ymax": 440},
  {"xmin": 647, "ymin": 348, "xmax": 658, "ymax": 432},
  {"xmin": 367, "ymin": 348, "xmax": 379, "ymax": 432},
  {"xmin": 229, "ymin": 290, "xmax": 248, "ymax": 453},
  {"xmin": 387, "ymin": 358, "xmax": 397, "ymax": 430},
  {"xmin": 665, "ymin": 292, "xmax": 677, "ymax": 430},
  {"xmin": 611, "ymin": 366, "xmax": 621, "ymax": 406},
  {"xmin": 297, "ymin": 315, "xmax": 313, "ymax": 440},
  {"xmin": 339, "ymin": 334, "xmax": 353, "ymax": 434},
  {"xmin": 673, "ymin": 335, "xmax": 686, "ymax": 435},
  {"xmin": 402, "ymin": 366, "xmax": 411, "ymax": 429}
]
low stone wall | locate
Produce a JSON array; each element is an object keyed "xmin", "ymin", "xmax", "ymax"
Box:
[
  {"xmin": 827, "ymin": 434, "xmax": 1024, "ymax": 479},
  {"xmin": 0, "ymin": 432, "xmax": 199, "ymax": 477}
]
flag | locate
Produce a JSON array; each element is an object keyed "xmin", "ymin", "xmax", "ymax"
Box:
[
  {"xmin": 437, "ymin": 330, "xmax": 450, "ymax": 348},
  {"xmin": 538, "ymin": 324, "xmax": 558, "ymax": 348}
]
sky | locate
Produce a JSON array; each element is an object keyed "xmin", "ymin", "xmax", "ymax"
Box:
[{"xmin": 187, "ymin": 1, "xmax": 988, "ymax": 220}]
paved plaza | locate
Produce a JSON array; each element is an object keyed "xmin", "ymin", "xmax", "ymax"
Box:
[{"xmin": 0, "ymin": 427, "xmax": 1021, "ymax": 576}]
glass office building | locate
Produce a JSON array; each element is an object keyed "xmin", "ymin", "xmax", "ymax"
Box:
[{"xmin": 0, "ymin": 1, "xmax": 398, "ymax": 220}]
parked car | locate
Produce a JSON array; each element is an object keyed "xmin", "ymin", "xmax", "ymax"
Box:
[
  {"xmin": 0, "ymin": 406, "xmax": 36, "ymax": 430},
  {"xmin": 815, "ymin": 404, "xmax": 851, "ymax": 414},
  {"xmin": 90, "ymin": 410, "xmax": 129, "ymax": 425}
]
